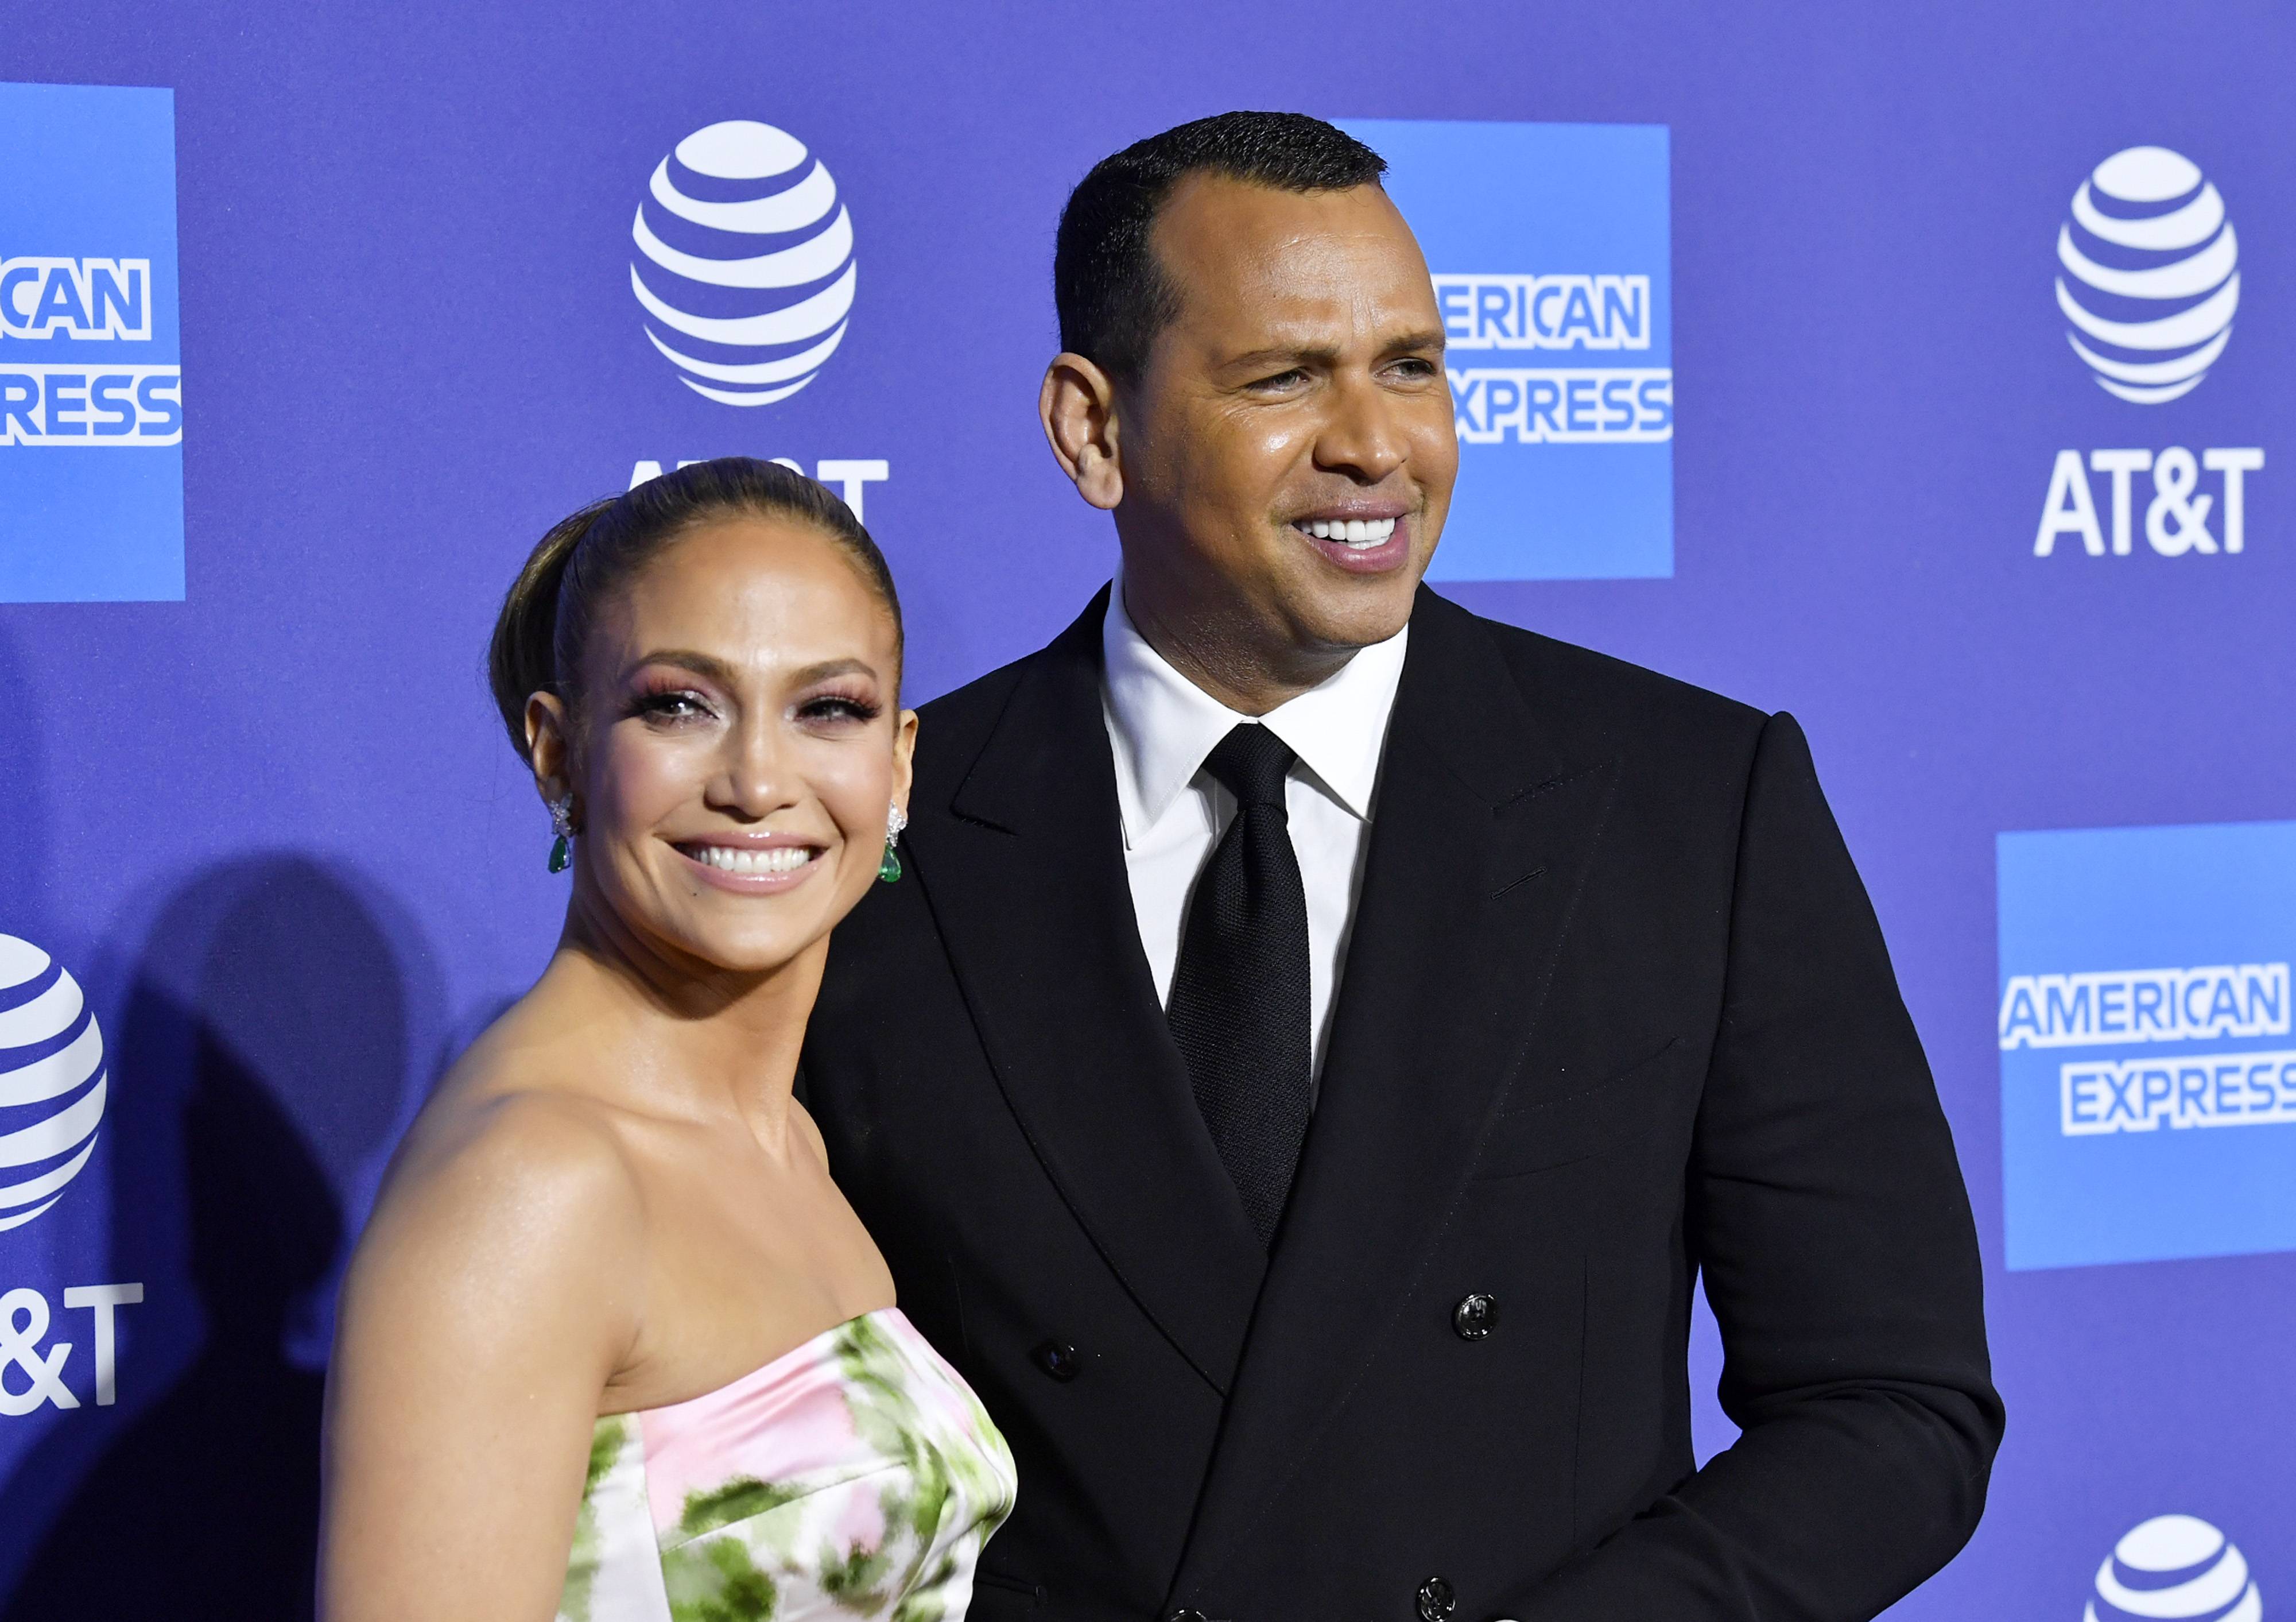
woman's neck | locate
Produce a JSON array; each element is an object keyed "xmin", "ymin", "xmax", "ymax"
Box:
[{"xmin": 538, "ymin": 889, "xmax": 823, "ymax": 1152}]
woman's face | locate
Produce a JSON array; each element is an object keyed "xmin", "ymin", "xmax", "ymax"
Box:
[{"xmin": 540, "ymin": 513, "xmax": 914, "ymax": 980}]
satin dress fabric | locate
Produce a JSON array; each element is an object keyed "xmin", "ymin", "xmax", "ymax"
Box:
[{"xmin": 556, "ymin": 1308, "xmax": 1015, "ymax": 1621}]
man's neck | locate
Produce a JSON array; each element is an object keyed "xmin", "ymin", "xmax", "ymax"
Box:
[{"xmin": 1118, "ymin": 578, "xmax": 1353, "ymax": 717}]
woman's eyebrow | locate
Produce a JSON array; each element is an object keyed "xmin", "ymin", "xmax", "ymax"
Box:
[
  {"xmin": 622, "ymin": 649, "xmax": 740, "ymax": 685},
  {"xmin": 621, "ymin": 652, "xmax": 881, "ymax": 687},
  {"xmin": 788, "ymin": 657, "xmax": 878, "ymax": 685}
]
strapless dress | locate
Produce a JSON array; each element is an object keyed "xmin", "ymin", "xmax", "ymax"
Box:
[{"xmin": 557, "ymin": 1308, "xmax": 1015, "ymax": 1621}]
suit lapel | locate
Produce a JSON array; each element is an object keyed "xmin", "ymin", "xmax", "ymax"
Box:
[
  {"xmin": 908, "ymin": 589, "xmax": 1266, "ymax": 1393},
  {"xmin": 1172, "ymin": 589, "xmax": 1621, "ymax": 1596}
]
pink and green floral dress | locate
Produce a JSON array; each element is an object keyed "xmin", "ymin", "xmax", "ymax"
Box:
[{"xmin": 557, "ymin": 1309, "xmax": 1015, "ymax": 1621}]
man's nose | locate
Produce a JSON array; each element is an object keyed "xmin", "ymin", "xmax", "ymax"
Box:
[{"xmin": 1314, "ymin": 371, "xmax": 1409, "ymax": 483}]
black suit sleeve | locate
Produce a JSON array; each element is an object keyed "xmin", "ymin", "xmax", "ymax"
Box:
[{"xmin": 1502, "ymin": 711, "xmax": 2003, "ymax": 1622}]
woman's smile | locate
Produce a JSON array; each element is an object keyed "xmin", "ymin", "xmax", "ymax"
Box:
[{"xmin": 671, "ymin": 833, "xmax": 831, "ymax": 895}]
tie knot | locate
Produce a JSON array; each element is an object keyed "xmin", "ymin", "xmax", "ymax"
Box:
[{"xmin": 1203, "ymin": 724, "xmax": 1296, "ymax": 811}]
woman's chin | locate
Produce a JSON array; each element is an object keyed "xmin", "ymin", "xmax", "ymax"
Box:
[{"xmin": 665, "ymin": 922, "xmax": 824, "ymax": 979}]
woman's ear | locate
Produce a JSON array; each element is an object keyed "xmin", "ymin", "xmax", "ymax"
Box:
[
  {"xmin": 1039, "ymin": 353, "xmax": 1124, "ymax": 512},
  {"xmin": 526, "ymin": 692, "xmax": 575, "ymax": 810},
  {"xmin": 890, "ymin": 708, "xmax": 920, "ymax": 814}
]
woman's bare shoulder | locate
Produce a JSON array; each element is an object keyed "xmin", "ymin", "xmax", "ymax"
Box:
[{"xmin": 344, "ymin": 1024, "xmax": 651, "ymax": 1359}]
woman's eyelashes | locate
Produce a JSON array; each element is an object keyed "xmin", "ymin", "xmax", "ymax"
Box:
[
  {"xmin": 794, "ymin": 688, "xmax": 883, "ymax": 727},
  {"xmin": 629, "ymin": 686, "xmax": 718, "ymax": 726},
  {"xmin": 620, "ymin": 679, "xmax": 881, "ymax": 730}
]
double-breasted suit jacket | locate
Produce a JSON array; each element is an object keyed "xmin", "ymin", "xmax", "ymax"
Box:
[{"xmin": 801, "ymin": 585, "xmax": 2001, "ymax": 1622}]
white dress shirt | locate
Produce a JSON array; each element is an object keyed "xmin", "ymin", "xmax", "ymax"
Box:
[{"xmin": 1100, "ymin": 579, "xmax": 1409, "ymax": 1086}]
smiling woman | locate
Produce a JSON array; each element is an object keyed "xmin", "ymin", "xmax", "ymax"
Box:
[
  {"xmin": 317, "ymin": 459, "xmax": 1014, "ymax": 1622},
  {"xmin": 487, "ymin": 462, "xmax": 910, "ymax": 976}
]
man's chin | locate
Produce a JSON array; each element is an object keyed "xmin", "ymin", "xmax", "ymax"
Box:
[{"xmin": 1287, "ymin": 577, "xmax": 1421, "ymax": 657}]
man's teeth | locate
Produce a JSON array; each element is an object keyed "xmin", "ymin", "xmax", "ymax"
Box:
[
  {"xmin": 691, "ymin": 845, "xmax": 816, "ymax": 875},
  {"xmin": 1304, "ymin": 517, "xmax": 1397, "ymax": 547}
]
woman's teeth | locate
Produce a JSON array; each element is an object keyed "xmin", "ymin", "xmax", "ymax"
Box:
[
  {"xmin": 689, "ymin": 845, "xmax": 816, "ymax": 875},
  {"xmin": 1302, "ymin": 517, "xmax": 1397, "ymax": 547}
]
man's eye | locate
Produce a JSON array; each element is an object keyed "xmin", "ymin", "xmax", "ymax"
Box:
[{"xmin": 1250, "ymin": 369, "xmax": 1309, "ymax": 391}]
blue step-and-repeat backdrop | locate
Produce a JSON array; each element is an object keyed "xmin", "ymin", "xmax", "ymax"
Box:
[{"xmin": 1, "ymin": 1, "xmax": 2290, "ymax": 1613}]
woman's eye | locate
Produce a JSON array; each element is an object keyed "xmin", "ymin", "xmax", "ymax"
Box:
[
  {"xmin": 637, "ymin": 690, "xmax": 712, "ymax": 722},
  {"xmin": 797, "ymin": 695, "xmax": 881, "ymax": 725}
]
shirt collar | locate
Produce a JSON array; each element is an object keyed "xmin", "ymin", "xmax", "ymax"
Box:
[{"xmin": 1100, "ymin": 574, "xmax": 1409, "ymax": 847}]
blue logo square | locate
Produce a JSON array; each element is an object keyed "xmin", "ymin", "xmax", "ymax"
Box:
[
  {"xmin": 1998, "ymin": 820, "xmax": 2296, "ymax": 1270},
  {"xmin": 1341, "ymin": 119, "xmax": 1673, "ymax": 582},
  {"xmin": 0, "ymin": 82, "xmax": 184, "ymax": 603}
]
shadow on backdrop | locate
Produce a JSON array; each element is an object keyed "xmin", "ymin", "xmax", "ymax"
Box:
[{"xmin": 0, "ymin": 856, "xmax": 418, "ymax": 1620}]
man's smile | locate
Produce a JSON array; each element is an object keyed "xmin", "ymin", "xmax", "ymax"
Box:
[{"xmin": 1288, "ymin": 502, "xmax": 1415, "ymax": 572}]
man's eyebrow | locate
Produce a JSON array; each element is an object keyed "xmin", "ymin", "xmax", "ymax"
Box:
[
  {"xmin": 1217, "ymin": 328, "xmax": 1449, "ymax": 374},
  {"xmin": 1220, "ymin": 344, "xmax": 1343, "ymax": 372},
  {"xmin": 1383, "ymin": 326, "xmax": 1449, "ymax": 355}
]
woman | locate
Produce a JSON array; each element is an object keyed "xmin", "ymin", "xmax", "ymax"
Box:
[{"xmin": 320, "ymin": 459, "xmax": 1013, "ymax": 1620}]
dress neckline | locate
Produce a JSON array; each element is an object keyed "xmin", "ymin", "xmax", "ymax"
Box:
[{"xmin": 600, "ymin": 1304, "xmax": 906, "ymax": 1423}]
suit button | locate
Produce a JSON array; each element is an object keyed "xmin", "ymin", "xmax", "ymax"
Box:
[
  {"xmin": 1031, "ymin": 1340, "xmax": 1084, "ymax": 1381},
  {"xmin": 1417, "ymin": 1575, "xmax": 1457, "ymax": 1621},
  {"xmin": 1452, "ymin": 1292, "xmax": 1499, "ymax": 1340},
  {"xmin": 1170, "ymin": 1611, "xmax": 1208, "ymax": 1622}
]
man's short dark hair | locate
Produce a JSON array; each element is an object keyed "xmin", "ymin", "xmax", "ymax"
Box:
[{"xmin": 1054, "ymin": 111, "xmax": 1387, "ymax": 381}]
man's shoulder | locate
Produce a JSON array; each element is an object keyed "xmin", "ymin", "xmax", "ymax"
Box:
[
  {"xmin": 1420, "ymin": 589, "xmax": 1768, "ymax": 751},
  {"xmin": 904, "ymin": 611, "xmax": 1102, "ymax": 807},
  {"xmin": 912, "ymin": 587, "xmax": 1104, "ymax": 743},
  {"xmin": 917, "ymin": 646, "xmax": 1037, "ymax": 737}
]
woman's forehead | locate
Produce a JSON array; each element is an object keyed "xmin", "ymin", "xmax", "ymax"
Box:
[{"xmin": 606, "ymin": 521, "xmax": 895, "ymax": 667}]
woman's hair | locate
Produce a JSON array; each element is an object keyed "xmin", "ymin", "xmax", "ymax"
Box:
[{"xmin": 487, "ymin": 457, "xmax": 902, "ymax": 759}]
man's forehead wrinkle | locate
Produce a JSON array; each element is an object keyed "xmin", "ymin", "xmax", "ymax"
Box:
[
  {"xmin": 1190, "ymin": 295, "xmax": 1442, "ymax": 352},
  {"xmin": 1186, "ymin": 269, "xmax": 1436, "ymax": 324},
  {"xmin": 1187, "ymin": 231, "xmax": 1425, "ymax": 292}
]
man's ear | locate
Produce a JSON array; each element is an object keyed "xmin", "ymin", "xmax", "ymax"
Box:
[{"xmin": 1040, "ymin": 352, "xmax": 1124, "ymax": 512}]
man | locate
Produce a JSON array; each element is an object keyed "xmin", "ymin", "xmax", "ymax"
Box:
[{"xmin": 802, "ymin": 112, "xmax": 2000, "ymax": 1621}]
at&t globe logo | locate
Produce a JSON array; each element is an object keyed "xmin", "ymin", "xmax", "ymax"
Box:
[
  {"xmin": 2089, "ymin": 1516, "xmax": 2260, "ymax": 1622},
  {"xmin": 630, "ymin": 120, "xmax": 856, "ymax": 407},
  {"xmin": 2057, "ymin": 146, "xmax": 2239, "ymax": 404},
  {"xmin": 0, "ymin": 934, "xmax": 106, "ymax": 1230}
]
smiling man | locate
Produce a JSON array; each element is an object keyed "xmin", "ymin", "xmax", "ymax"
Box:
[{"xmin": 802, "ymin": 113, "xmax": 2000, "ymax": 1622}]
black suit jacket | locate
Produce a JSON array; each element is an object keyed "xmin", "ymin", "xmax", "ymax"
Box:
[{"xmin": 802, "ymin": 586, "xmax": 2000, "ymax": 1622}]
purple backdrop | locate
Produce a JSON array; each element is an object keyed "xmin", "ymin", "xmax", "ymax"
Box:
[{"xmin": 1, "ymin": 2, "xmax": 2291, "ymax": 1615}]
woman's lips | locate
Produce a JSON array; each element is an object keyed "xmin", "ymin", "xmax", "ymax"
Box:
[{"xmin": 672, "ymin": 840, "xmax": 829, "ymax": 895}]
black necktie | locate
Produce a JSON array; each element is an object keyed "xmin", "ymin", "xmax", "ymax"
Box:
[{"xmin": 1167, "ymin": 723, "xmax": 1313, "ymax": 1246}]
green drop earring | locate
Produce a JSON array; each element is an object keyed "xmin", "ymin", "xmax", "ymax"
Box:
[
  {"xmin": 879, "ymin": 803, "xmax": 907, "ymax": 883},
  {"xmin": 548, "ymin": 794, "xmax": 576, "ymax": 874}
]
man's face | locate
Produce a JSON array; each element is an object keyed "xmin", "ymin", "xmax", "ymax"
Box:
[{"xmin": 1115, "ymin": 175, "xmax": 1456, "ymax": 663}]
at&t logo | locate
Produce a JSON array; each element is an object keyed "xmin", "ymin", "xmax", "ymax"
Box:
[
  {"xmin": 630, "ymin": 120, "xmax": 856, "ymax": 407},
  {"xmin": 0, "ymin": 933, "xmax": 105, "ymax": 1229},
  {"xmin": 2089, "ymin": 1516, "xmax": 2260, "ymax": 1622},
  {"xmin": 2057, "ymin": 148, "xmax": 2237, "ymax": 405},
  {"xmin": 0, "ymin": 934, "xmax": 142, "ymax": 1416},
  {"xmin": 2034, "ymin": 148, "xmax": 2265, "ymax": 560}
]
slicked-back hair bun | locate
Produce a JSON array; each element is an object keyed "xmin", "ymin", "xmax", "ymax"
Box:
[{"xmin": 486, "ymin": 457, "xmax": 902, "ymax": 761}]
